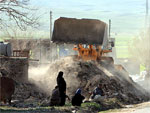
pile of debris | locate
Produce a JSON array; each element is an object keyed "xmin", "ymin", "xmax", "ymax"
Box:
[
  {"xmin": 10, "ymin": 81, "xmax": 47, "ymax": 108},
  {"xmin": 0, "ymin": 59, "xmax": 48, "ymax": 107},
  {"xmin": 1, "ymin": 56, "xmax": 149, "ymax": 109},
  {"xmin": 0, "ymin": 57, "xmax": 28, "ymax": 82},
  {"xmin": 12, "ymin": 82, "xmax": 46, "ymax": 101},
  {"xmin": 42, "ymin": 56, "xmax": 150, "ymax": 105}
]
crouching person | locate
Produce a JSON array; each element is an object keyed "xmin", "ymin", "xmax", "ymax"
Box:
[
  {"xmin": 72, "ymin": 89, "xmax": 85, "ymax": 106},
  {"xmin": 50, "ymin": 86, "xmax": 60, "ymax": 106},
  {"xmin": 90, "ymin": 84, "xmax": 105, "ymax": 102}
]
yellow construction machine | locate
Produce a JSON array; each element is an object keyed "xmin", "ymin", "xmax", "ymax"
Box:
[{"xmin": 52, "ymin": 17, "xmax": 114, "ymax": 61}]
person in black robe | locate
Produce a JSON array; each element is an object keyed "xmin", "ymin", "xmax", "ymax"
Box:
[{"xmin": 57, "ymin": 71, "xmax": 66, "ymax": 106}]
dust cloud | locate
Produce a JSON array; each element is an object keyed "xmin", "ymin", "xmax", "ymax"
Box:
[
  {"xmin": 128, "ymin": 30, "xmax": 150, "ymax": 92},
  {"xmin": 28, "ymin": 64, "xmax": 56, "ymax": 96},
  {"xmin": 28, "ymin": 57, "xmax": 80, "ymax": 96}
]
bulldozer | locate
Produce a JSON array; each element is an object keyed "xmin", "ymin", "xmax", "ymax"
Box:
[{"xmin": 52, "ymin": 17, "xmax": 114, "ymax": 61}]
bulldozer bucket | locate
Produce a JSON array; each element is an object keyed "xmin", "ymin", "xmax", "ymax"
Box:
[{"xmin": 52, "ymin": 17, "xmax": 107, "ymax": 45}]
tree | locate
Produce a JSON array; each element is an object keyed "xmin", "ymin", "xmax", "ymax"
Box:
[
  {"xmin": 0, "ymin": 0, "xmax": 39, "ymax": 30},
  {"xmin": 129, "ymin": 29, "xmax": 150, "ymax": 80}
]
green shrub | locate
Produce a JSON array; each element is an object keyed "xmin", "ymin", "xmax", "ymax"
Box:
[{"xmin": 81, "ymin": 102, "xmax": 101, "ymax": 111}]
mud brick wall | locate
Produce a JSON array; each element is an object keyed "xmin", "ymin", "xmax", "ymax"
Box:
[{"xmin": 0, "ymin": 57, "xmax": 29, "ymax": 82}]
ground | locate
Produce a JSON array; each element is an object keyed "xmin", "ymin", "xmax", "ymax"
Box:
[
  {"xmin": 0, "ymin": 101, "xmax": 150, "ymax": 113},
  {"xmin": 99, "ymin": 101, "xmax": 150, "ymax": 113},
  {"xmin": 0, "ymin": 102, "xmax": 100, "ymax": 113}
]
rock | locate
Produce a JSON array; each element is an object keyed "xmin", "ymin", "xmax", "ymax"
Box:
[
  {"xmin": 0, "ymin": 68, "xmax": 9, "ymax": 77},
  {"xmin": 40, "ymin": 97, "xmax": 51, "ymax": 107},
  {"xmin": 12, "ymin": 97, "xmax": 40, "ymax": 108}
]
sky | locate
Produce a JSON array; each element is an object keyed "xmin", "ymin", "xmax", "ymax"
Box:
[{"xmin": 30, "ymin": 0, "xmax": 147, "ymax": 37}]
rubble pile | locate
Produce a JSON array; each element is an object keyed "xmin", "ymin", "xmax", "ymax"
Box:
[
  {"xmin": 0, "ymin": 57, "xmax": 28, "ymax": 82},
  {"xmin": 1, "ymin": 56, "xmax": 149, "ymax": 109},
  {"xmin": 0, "ymin": 58, "xmax": 48, "ymax": 107},
  {"xmin": 12, "ymin": 82, "xmax": 47, "ymax": 101},
  {"xmin": 44, "ymin": 56, "xmax": 150, "ymax": 104},
  {"xmin": 10, "ymin": 81, "xmax": 48, "ymax": 108}
]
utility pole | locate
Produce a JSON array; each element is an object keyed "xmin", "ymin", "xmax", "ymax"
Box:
[
  {"xmin": 109, "ymin": 19, "xmax": 111, "ymax": 38},
  {"xmin": 50, "ymin": 11, "xmax": 52, "ymax": 62},
  {"xmin": 40, "ymin": 38, "xmax": 41, "ymax": 64},
  {"xmin": 50, "ymin": 11, "xmax": 52, "ymax": 40},
  {"xmin": 146, "ymin": 0, "xmax": 149, "ymax": 28}
]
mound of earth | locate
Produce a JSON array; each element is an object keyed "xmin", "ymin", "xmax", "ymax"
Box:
[
  {"xmin": 12, "ymin": 82, "xmax": 47, "ymax": 101},
  {"xmin": 6, "ymin": 56, "xmax": 150, "ymax": 108},
  {"xmin": 41, "ymin": 56, "xmax": 150, "ymax": 105},
  {"xmin": 3, "ymin": 81, "xmax": 47, "ymax": 108},
  {"xmin": 0, "ymin": 78, "xmax": 47, "ymax": 107}
]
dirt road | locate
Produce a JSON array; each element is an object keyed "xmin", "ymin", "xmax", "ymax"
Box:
[{"xmin": 106, "ymin": 101, "xmax": 150, "ymax": 113}]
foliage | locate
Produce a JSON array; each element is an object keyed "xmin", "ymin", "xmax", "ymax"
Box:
[{"xmin": 81, "ymin": 102, "xmax": 101, "ymax": 111}]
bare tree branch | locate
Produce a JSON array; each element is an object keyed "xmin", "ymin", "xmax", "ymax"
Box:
[{"xmin": 0, "ymin": 0, "xmax": 40, "ymax": 30}]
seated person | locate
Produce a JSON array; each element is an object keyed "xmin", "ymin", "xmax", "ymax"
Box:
[
  {"xmin": 72, "ymin": 88, "xmax": 85, "ymax": 106},
  {"xmin": 91, "ymin": 84, "xmax": 104, "ymax": 100},
  {"xmin": 50, "ymin": 86, "xmax": 61, "ymax": 106}
]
